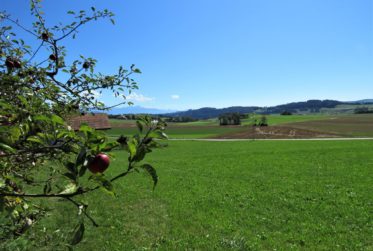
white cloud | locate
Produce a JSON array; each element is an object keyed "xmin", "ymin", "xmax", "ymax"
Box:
[
  {"xmin": 81, "ymin": 90, "xmax": 101, "ymax": 99},
  {"xmin": 127, "ymin": 92, "xmax": 154, "ymax": 102},
  {"xmin": 171, "ymin": 94, "xmax": 180, "ymax": 100}
]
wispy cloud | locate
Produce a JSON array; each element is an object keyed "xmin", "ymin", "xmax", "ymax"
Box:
[
  {"xmin": 127, "ymin": 92, "xmax": 154, "ymax": 102},
  {"xmin": 171, "ymin": 94, "xmax": 180, "ymax": 100}
]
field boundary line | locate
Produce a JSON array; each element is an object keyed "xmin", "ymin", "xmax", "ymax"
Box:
[{"xmin": 168, "ymin": 138, "xmax": 373, "ymax": 141}]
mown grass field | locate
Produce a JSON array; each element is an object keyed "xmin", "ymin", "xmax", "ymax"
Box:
[{"xmin": 19, "ymin": 140, "xmax": 373, "ymax": 250}]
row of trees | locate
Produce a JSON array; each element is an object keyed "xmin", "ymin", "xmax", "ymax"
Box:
[
  {"xmin": 218, "ymin": 113, "xmax": 269, "ymax": 127},
  {"xmin": 253, "ymin": 116, "xmax": 268, "ymax": 127},
  {"xmin": 163, "ymin": 116, "xmax": 198, "ymax": 123},
  {"xmin": 109, "ymin": 114, "xmax": 199, "ymax": 123},
  {"xmin": 281, "ymin": 111, "xmax": 293, "ymax": 115},
  {"xmin": 354, "ymin": 107, "xmax": 373, "ymax": 114},
  {"xmin": 108, "ymin": 114, "xmax": 159, "ymax": 120},
  {"xmin": 218, "ymin": 113, "xmax": 242, "ymax": 125}
]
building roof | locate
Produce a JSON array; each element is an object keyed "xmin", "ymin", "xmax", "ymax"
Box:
[{"xmin": 68, "ymin": 113, "xmax": 111, "ymax": 130}]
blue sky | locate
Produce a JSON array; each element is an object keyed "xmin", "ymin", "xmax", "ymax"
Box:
[{"xmin": 2, "ymin": 0, "xmax": 373, "ymax": 110}]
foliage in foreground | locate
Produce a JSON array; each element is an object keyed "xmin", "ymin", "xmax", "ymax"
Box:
[{"xmin": 0, "ymin": 1, "xmax": 167, "ymax": 248}]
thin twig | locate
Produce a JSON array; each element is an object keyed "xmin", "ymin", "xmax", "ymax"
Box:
[
  {"xmin": 0, "ymin": 169, "xmax": 132, "ymax": 198},
  {"xmin": 0, "ymin": 138, "xmax": 74, "ymax": 158},
  {"xmin": 31, "ymin": 0, "xmax": 47, "ymax": 32},
  {"xmin": 65, "ymin": 197, "xmax": 99, "ymax": 227},
  {"xmin": 27, "ymin": 41, "xmax": 44, "ymax": 63},
  {"xmin": 55, "ymin": 21, "xmax": 85, "ymax": 41},
  {"xmin": 3, "ymin": 16, "xmax": 38, "ymax": 37}
]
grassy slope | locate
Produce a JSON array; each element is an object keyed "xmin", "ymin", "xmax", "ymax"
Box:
[{"xmin": 28, "ymin": 140, "xmax": 372, "ymax": 250}]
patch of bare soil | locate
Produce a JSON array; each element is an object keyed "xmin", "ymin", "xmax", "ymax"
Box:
[
  {"xmin": 111, "ymin": 123, "xmax": 239, "ymax": 130},
  {"xmin": 214, "ymin": 126, "xmax": 342, "ymax": 139}
]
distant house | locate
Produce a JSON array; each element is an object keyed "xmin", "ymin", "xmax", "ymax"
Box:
[
  {"xmin": 68, "ymin": 113, "xmax": 111, "ymax": 131},
  {"xmin": 118, "ymin": 115, "xmax": 128, "ymax": 120}
]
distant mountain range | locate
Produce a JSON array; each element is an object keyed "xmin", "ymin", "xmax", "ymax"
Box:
[
  {"xmin": 165, "ymin": 99, "xmax": 373, "ymax": 119},
  {"xmin": 108, "ymin": 106, "xmax": 178, "ymax": 115},
  {"xmin": 347, "ymin": 99, "xmax": 373, "ymax": 104},
  {"xmin": 107, "ymin": 99, "xmax": 373, "ymax": 119}
]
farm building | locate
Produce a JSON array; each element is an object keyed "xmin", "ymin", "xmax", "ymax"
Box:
[{"xmin": 68, "ymin": 113, "xmax": 111, "ymax": 131}]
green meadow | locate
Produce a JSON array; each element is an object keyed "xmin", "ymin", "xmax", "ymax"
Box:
[{"xmin": 16, "ymin": 140, "xmax": 373, "ymax": 250}]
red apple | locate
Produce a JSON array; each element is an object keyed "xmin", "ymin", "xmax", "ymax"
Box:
[
  {"xmin": 82, "ymin": 61, "xmax": 90, "ymax": 69},
  {"xmin": 13, "ymin": 60, "xmax": 21, "ymax": 69},
  {"xmin": 49, "ymin": 54, "xmax": 57, "ymax": 61},
  {"xmin": 5, "ymin": 57, "xmax": 14, "ymax": 69},
  {"xmin": 88, "ymin": 153, "xmax": 110, "ymax": 173},
  {"xmin": 41, "ymin": 32, "xmax": 49, "ymax": 41}
]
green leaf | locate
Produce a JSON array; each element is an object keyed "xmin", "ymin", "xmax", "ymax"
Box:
[
  {"xmin": 65, "ymin": 162, "xmax": 77, "ymax": 174},
  {"xmin": 100, "ymin": 142, "xmax": 119, "ymax": 151},
  {"xmin": 101, "ymin": 179, "xmax": 115, "ymax": 196},
  {"xmin": 141, "ymin": 164, "xmax": 158, "ymax": 189},
  {"xmin": 9, "ymin": 127, "xmax": 21, "ymax": 142},
  {"xmin": 89, "ymin": 174, "xmax": 116, "ymax": 196},
  {"xmin": 51, "ymin": 114, "xmax": 64, "ymax": 125},
  {"xmin": 79, "ymin": 124, "xmax": 93, "ymax": 134},
  {"xmin": 43, "ymin": 181, "xmax": 51, "ymax": 194},
  {"xmin": 59, "ymin": 183, "xmax": 77, "ymax": 195},
  {"xmin": 79, "ymin": 165, "xmax": 88, "ymax": 177},
  {"xmin": 133, "ymin": 145, "xmax": 146, "ymax": 162},
  {"xmin": 75, "ymin": 148, "xmax": 87, "ymax": 168},
  {"xmin": 70, "ymin": 222, "xmax": 85, "ymax": 246},
  {"xmin": 127, "ymin": 138, "xmax": 137, "ymax": 160},
  {"xmin": 0, "ymin": 100, "xmax": 12, "ymax": 110},
  {"xmin": 110, "ymin": 18, "xmax": 115, "ymax": 25},
  {"xmin": 0, "ymin": 178, "xmax": 5, "ymax": 188},
  {"xmin": 136, "ymin": 120, "xmax": 143, "ymax": 133},
  {"xmin": 0, "ymin": 143, "xmax": 15, "ymax": 153},
  {"xmin": 33, "ymin": 115, "xmax": 51, "ymax": 123},
  {"xmin": 148, "ymin": 130, "xmax": 168, "ymax": 139},
  {"xmin": 63, "ymin": 172, "xmax": 76, "ymax": 181},
  {"xmin": 27, "ymin": 136, "xmax": 43, "ymax": 144}
]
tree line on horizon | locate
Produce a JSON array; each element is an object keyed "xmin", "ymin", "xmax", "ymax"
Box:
[{"xmin": 165, "ymin": 99, "xmax": 346, "ymax": 119}]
